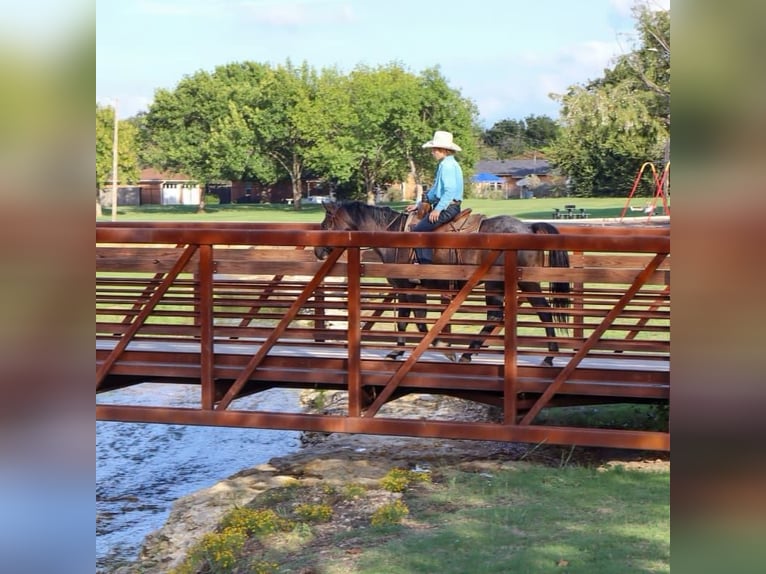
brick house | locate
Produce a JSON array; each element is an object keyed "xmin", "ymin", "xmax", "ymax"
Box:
[{"xmin": 138, "ymin": 168, "xmax": 202, "ymax": 205}]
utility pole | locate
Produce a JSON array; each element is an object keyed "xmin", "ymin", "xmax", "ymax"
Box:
[{"xmin": 111, "ymin": 100, "xmax": 119, "ymax": 222}]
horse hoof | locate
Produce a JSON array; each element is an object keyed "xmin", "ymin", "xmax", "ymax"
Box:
[
  {"xmin": 541, "ymin": 357, "xmax": 554, "ymax": 367},
  {"xmin": 443, "ymin": 352, "xmax": 456, "ymax": 362},
  {"xmin": 386, "ymin": 351, "xmax": 403, "ymax": 360},
  {"xmin": 458, "ymin": 354, "xmax": 472, "ymax": 364}
]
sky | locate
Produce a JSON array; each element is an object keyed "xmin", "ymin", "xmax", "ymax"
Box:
[{"xmin": 97, "ymin": 0, "xmax": 669, "ymax": 126}]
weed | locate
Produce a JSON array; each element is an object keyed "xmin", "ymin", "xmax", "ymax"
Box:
[
  {"xmin": 294, "ymin": 503, "xmax": 333, "ymax": 523},
  {"xmin": 343, "ymin": 482, "xmax": 367, "ymax": 499}
]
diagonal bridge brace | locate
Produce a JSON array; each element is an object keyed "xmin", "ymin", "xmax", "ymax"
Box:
[
  {"xmin": 363, "ymin": 250, "xmax": 502, "ymax": 417},
  {"xmin": 216, "ymin": 247, "xmax": 344, "ymax": 411},
  {"xmin": 519, "ymin": 252, "xmax": 669, "ymax": 425}
]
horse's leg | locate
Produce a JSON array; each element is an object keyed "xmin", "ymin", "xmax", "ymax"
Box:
[
  {"xmin": 409, "ymin": 291, "xmax": 457, "ymax": 361},
  {"xmin": 518, "ymin": 280, "xmax": 560, "ymax": 366},
  {"xmin": 387, "ymin": 290, "xmax": 455, "ymax": 362},
  {"xmin": 459, "ymin": 281, "xmax": 503, "ymax": 364},
  {"xmin": 432, "ymin": 294, "xmax": 456, "ymax": 362},
  {"xmin": 386, "ymin": 292, "xmax": 412, "ymax": 360}
]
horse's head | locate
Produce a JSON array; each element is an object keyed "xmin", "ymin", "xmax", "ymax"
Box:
[{"xmin": 314, "ymin": 201, "xmax": 355, "ymax": 260}]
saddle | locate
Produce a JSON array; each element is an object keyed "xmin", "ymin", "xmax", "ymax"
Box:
[
  {"xmin": 405, "ymin": 206, "xmax": 486, "ymax": 265},
  {"xmin": 411, "ymin": 201, "xmax": 484, "ymax": 234}
]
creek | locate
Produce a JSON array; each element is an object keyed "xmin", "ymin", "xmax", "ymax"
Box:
[{"xmin": 96, "ymin": 384, "xmax": 302, "ymax": 572}]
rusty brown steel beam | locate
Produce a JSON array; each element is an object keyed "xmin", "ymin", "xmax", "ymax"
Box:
[
  {"xmin": 97, "ymin": 225, "xmax": 669, "ymax": 255},
  {"xmin": 96, "ymin": 404, "xmax": 669, "ymax": 451}
]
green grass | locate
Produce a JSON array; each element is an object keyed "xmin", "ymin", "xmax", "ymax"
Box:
[
  {"xmin": 96, "ymin": 197, "xmax": 665, "ymax": 223},
  {"xmin": 262, "ymin": 462, "xmax": 669, "ymax": 574},
  {"xmin": 351, "ymin": 465, "xmax": 669, "ymax": 574}
]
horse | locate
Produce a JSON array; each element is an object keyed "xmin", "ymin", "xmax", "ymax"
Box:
[{"xmin": 314, "ymin": 201, "xmax": 570, "ymax": 366}]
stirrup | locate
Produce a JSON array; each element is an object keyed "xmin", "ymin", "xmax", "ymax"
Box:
[{"xmin": 410, "ymin": 261, "xmax": 421, "ymax": 284}]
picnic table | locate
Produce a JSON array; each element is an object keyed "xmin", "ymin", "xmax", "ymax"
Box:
[{"xmin": 552, "ymin": 204, "xmax": 588, "ymax": 219}]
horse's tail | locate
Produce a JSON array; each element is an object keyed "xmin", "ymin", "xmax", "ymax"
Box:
[{"xmin": 531, "ymin": 222, "xmax": 571, "ymax": 322}]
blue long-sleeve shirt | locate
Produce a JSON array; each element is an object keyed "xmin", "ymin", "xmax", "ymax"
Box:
[{"xmin": 425, "ymin": 155, "xmax": 463, "ymax": 212}]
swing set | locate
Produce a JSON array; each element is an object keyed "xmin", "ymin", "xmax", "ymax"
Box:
[{"xmin": 619, "ymin": 161, "xmax": 670, "ymax": 222}]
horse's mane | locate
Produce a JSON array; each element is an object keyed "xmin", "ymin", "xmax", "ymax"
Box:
[{"xmin": 339, "ymin": 201, "xmax": 402, "ymax": 229}]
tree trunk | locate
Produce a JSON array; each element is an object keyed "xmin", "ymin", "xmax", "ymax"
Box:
[
  {"xmin": 408, "ymin": 157, "xmax": 422, "ymax": 202},
  {"xmin": 292, "ymin": 177, "xmax": 302, "ymax": 210}
]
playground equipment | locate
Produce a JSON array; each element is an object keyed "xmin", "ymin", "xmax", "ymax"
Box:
[{"xmin": 620, "ymin": 162, "xmax": 670, "ymax": 222}]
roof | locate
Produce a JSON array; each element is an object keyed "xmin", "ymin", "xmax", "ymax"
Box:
[
  {"xmin": 475, "ymin": 159, "xmax": 551, "ymax": 178},
  {"xmin": 139, "ymin": 167, "xmax": 195, "ymax": 182},
  {"xmin": 471, "ymin": 172, "xmax": 504, "ymax": 183}
]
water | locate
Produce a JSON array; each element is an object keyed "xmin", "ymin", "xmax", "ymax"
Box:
[{"xmin": 96, "ymin": 384, "xmax": 303, "ymax": 572}]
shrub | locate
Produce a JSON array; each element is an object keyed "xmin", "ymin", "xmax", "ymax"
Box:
[
  {"xmin": 220, "ymin": 507, "xmax": 293, "ymax": 536},
  {"xmin": 173, "ymin": 528, "xmax": 247, "ymax": 574},
  {"xmin": 371, "ymin": 499, "xmax": 409, "ymax": 526},
  {"xmin": 380, "ymin": 467, "xmax": 431, "ymax": 492}
]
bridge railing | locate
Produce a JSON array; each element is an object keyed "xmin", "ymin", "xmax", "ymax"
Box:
[{"xmin": 97, "ymin": 221, "xmax": 670, "ymax": 450}]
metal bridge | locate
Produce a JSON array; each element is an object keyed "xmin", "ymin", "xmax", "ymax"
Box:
[{"xmin": 96, "ymin": 220, "xmax": 670, "ymax": 451}]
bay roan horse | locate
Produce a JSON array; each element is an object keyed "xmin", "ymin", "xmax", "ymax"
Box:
[{"xmin": 314, "ymin": 201, "xmax": 570, "ymax": 365}]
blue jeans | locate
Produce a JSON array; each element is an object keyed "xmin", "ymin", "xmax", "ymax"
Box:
[{"xmin": 413, "ymin": 202, "xmax": 461, "ymax": 264}]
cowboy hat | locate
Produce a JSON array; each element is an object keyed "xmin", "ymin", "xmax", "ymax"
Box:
[{"xmin": 422, "ymin": 130, "xmax": 462, "ymax": 152}]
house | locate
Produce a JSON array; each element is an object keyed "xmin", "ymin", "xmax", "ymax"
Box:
[
  {"xmin": 473, "ymin": 159, "xmax": 561, "ymax": 198},
  {"xmin": 138, "ymin": 168, "xmax": 201, "ymax": 205}
]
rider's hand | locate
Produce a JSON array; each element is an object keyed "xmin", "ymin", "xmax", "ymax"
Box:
[
  {"xmin": 429, "ymin": 209, "xmax": 441, "ymax": 222},
  {"xmin": 406, "ymin": 204, "xmax": 417, "ymax": 213}
]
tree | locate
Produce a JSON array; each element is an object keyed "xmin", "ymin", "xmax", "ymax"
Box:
[
  {"xmin": 140, "ymin": 62, "xmax": 276, "ymax": 197},
  {"xmin": 523, "ymin": 114, "xmax": 561, "ymax": 150},
  {"xmin": 547, "ymin": 2, "xmax": 669, "ymax": 197},
  {"xmin": 96, "ymin": 104, "xmax": 139, "ymax": 192},
  {"xmin": 413, "ymin": 66, "xmax": 481, "ymax": 197},
  {"xmin": 139, "ymin": 60, "xmax": 481, "ymax": 207},
  {"xmin": 481, "ymin": 115, "xmax": 559, "ymax": 159},
  {"xmin": 483, "ymin": 119, "xmax": 526, "ymax": 158},
  {"xmin": 248, "ymin": 61, "xmax": 321, "ymax": 209}
]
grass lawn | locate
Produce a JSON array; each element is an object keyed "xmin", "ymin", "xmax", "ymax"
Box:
[
  {"xmin": 97, "ymin": 197, "xmax": 665, "ymax": 223},
  {"xmin": 179, "ymin": 461, "xmax": 669, "ymax": 574},
  {"xmin": 349, "ymin": 465, "xmax": 670, "ymax": 574}
]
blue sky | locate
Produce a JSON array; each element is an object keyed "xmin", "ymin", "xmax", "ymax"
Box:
[{"xmin": 97, "ymin": 0, "xmax": 668, "ymax": 126}]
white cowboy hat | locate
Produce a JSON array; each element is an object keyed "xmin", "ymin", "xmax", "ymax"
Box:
[{"xmin": 422, "ymin": 130, "xmax": 462, "ymax": 152}]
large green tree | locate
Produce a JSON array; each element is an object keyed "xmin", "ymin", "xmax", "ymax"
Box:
[
  {"xmin": 414, "ymin": 66, "xmax": 481, "ymax": 197},
  {"xmin": 140, "ymin": 61, "xmax": 275, "ymax": 187},
  {"xmin": 139, "ymin": 60, "xmax": 480, "ymax": 208},
  {"xmin": 547, "ymin": 3, "xmax": 669, "ymax": 197}
]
